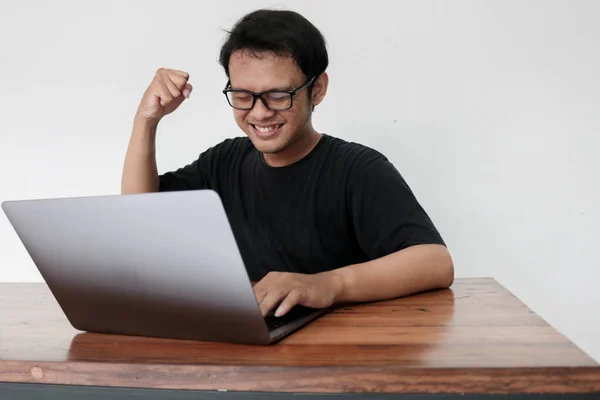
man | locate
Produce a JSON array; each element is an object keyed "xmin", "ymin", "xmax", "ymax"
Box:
[{"xmin": 121, "ymin": 9, "xmax": 454, "ymax": 318}]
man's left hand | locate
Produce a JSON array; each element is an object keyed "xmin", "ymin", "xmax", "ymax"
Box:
[{"xmin": 253, "ymin": 271, "xmax": 343, "ymax": 317}]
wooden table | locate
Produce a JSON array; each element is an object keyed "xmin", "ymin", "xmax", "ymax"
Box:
[{"xmin": 0, "ymin": 277, "xmax": 599, "ymax": 399}]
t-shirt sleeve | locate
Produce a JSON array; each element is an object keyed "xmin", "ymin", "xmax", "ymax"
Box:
[
  {"xmin": 158, "ymin": 147, "xmax": 217, "ymax": 192},
  {"xmin": 349, "ymin": 157, "xmax": 446, "ymax": 259}
]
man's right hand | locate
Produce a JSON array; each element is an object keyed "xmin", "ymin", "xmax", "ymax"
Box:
[{"xmin": 135, "ymin": 68, "xmax": 193, "ymax": 124}]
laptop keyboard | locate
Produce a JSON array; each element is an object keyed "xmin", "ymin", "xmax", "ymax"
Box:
[{"xmin": 265, "ymin": 305, "xmax": 319, "ymax": 332}]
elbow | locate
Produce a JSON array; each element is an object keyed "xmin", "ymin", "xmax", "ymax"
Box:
[
  {"xmin": 438, "ymin": 247, "xmax": 455, "ymax": 289},
  {"xmin": 424, "ymin": 244, "xmax": 454, "ymax": 290}
]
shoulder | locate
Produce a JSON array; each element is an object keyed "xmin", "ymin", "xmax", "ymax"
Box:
[
  {"xmin": 323, "ymin": 134, "xmax": 393, "ymax": 177},
  {"xmin": 324, "ymin": 135, "xmax": 388, "ymax": 167},
  {"xmin": 322, "ymin": 135, "xmax": 410, "ymax": 195}
]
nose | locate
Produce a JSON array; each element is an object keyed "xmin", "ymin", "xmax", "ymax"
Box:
[{"xmin": 248, "ymin": 98, "xmax": 276, "ymax": 120}]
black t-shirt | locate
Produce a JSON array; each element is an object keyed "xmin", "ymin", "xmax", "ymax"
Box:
[{"xmin": 158, "ymin": 134, "xmax": 445, "ymax": 281}]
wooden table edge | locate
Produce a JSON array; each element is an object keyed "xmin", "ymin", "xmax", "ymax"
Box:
[{"xmin": 2, "ymin": 361, "xmax": 600, "ymax": 394}]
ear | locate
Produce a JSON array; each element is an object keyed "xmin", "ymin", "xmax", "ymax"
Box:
[{"xmin": 311, "ymin": 72, "xmax": 329, "ymax": 109}]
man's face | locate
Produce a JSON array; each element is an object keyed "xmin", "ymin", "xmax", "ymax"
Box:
[{"xmin": 227, "ymin": 50, "xmax": 314, "ymax": 155}]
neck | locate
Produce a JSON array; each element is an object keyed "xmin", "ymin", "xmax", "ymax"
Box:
[{"xmin": 263, "ymin": 128, "xmax": 322, "ymax": 167}]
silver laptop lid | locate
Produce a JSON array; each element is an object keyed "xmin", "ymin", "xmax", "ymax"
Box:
[{"xmin": 2, "ymin": 190, "xmax": 272, "ymax": 344}]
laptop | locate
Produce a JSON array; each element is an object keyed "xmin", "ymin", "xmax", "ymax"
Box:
[{"xmin": 1, "ymin": 190, "xmax": 327, "ymax": 345}]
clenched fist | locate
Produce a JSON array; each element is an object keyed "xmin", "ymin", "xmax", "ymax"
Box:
[{"xmin": 136, "ymin": 68, "xmax": 193, "ymax": 123}]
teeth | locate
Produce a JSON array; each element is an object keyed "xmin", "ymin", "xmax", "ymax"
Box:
[{"xmin": 254, "ymin": 124, "xmax": 281, "ymax": 133}]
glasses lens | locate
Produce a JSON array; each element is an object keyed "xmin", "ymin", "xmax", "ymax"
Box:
[
  {"xmin": 263, "ymin": 92, "xmax": 292, "ymax": 111},
  {"xmin": 227, "ymin": 91, "xmax": 253, "ymax": 110}
]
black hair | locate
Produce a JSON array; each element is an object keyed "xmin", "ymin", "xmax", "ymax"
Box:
[{"xmin": 219, "ymin": 9, "xmax": 328, "ymax": 80}]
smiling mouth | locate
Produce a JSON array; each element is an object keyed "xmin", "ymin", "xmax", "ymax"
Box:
[
  {"xmin": 252, "ymin": 123, "xmax": 284, "ymax": 133},
  {"xmin": 251, "ymin": 123, "xmax": 285, "ymax": 137}
]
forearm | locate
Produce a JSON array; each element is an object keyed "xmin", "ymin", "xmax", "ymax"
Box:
[
  {"xmin": 121, "ymin": 117, "xmax": 160, "ymax": 194},
  {"xmin": 328, "ymin": 244, "xmax": 454, "ymax": 304}
]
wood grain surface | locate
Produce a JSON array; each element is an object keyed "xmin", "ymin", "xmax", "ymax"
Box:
[{"xmin": 1, "ymin": 278, "xmax": 599, "ymax": 394}]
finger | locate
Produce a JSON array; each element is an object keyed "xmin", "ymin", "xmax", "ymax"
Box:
[
  {"xmin": 168, "ymin": 69, "xmax": 190, "ymax": 80},
  {"xmin": 259, "ymin": 291, "xmax": 287, "ymax": 317},
  {"xmin": 168, "ymin": 73, "xmax": 188, "ymax": 91},
  {"xmin": 253, "ymin": 271, "xmax": 280, "ymax": 304},
  {"xmin": 182, "ymin": 83, "xmax": 193, "ymax": 98},
  {"xmin": 156, "ymin": 80, "xmax": 174, "ymax": 107},
  {"xmin": 162, "ymin": 74, "xmax": 183, "ymax": 100},
  {"xmin": 253, "ymin": 283, "xmax": 268, "ymax": 305},
  {"xmin": 275, "ymin": 289, "xmax": 304, "ymax": 317}
]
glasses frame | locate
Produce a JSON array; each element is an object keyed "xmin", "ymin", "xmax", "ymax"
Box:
[{"xmin": 222, "ymin": 76, "xmax": 317, "ymax": 111}]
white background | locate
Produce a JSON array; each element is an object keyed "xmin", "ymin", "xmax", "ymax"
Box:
[{"xmin": 1, "ymin": 1, "xmax": 598, "ymax": 361}]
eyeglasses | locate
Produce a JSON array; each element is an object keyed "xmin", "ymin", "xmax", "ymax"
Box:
[{"xmin": 223, "ymin": 76, "xmax": 316, "ymax": 111}]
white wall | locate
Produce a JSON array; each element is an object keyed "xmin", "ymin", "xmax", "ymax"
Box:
[{"xmin": 1, "ymin": 0, "xmax": 598, "ymax": 361}]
